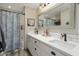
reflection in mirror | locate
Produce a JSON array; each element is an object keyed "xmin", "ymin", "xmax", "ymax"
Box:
[
  {"xmin": 45, "ymin": 13, "xmax": 61, "ymax": 26},
  {"xmin": 38, "ymin": 12, "xmax": 61, "ymax": 27},
  {"xmin": 38, "ymin": 20, "xmax": 44, "ymax": 27}
]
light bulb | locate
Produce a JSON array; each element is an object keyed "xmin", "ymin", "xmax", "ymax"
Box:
[{"xmin": 8, "ymin": 5, "xmax": 11, "ymax": 9}]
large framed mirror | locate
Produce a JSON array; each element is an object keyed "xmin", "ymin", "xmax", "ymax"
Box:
[{"xmin": 38, "ymin": 3, "xmax": 75, "ymax": 29}]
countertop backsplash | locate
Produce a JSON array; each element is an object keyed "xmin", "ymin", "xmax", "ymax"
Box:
[{"xmin": 67, "ymin": 34, "xmax": 79, "ymax": 43}]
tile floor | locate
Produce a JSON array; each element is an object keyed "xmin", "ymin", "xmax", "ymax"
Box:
[{"xmin": 0, "ymin": 49, "xmax": 32, "ymax": 56}]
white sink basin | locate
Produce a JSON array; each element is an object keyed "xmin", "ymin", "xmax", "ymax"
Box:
[{"xmin": 49, "ymin": 40, "xmax": 76, "ymax": 49}]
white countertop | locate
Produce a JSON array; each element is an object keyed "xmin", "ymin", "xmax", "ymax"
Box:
[{"xmin": 27, "ymin": 32, "xmax": 79, "ymax": 56}]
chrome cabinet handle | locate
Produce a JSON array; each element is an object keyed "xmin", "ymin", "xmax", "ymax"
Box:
[
  {"xmin": 51, "ymin": 51, "xmax": 56, "ymax": 56},
  {"xmin": 34, "ymin": 41, "xmax": 37, "ymax": 43},
  {"xmin": 35, "ymin": 48, "xmax": 37, "ymax": 50}
]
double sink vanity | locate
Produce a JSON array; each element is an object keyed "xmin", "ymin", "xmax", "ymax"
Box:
[{"xmin": 27, "ymin": 32, "xmax": 79, "ymax": 56}]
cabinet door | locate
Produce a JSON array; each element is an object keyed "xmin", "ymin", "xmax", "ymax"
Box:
[
  {"xmin": 33, "ymin": 39, "xmax": 50, "ymax": 56},
  {"xmin": 35, "ymin": 46, "xmax": 50, "ymax": 56},
  {"xmin": 28, "ymin": 42, "xmax": 37, "ymax": 56},
  {"xmin": 27, "ymin": 36, "xmax": 37, "ymax": 56}
]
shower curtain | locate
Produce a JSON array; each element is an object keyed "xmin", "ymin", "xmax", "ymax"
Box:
[{"xmin": 0, "ymin": 11, "xmax": 21, "ymax": 51}]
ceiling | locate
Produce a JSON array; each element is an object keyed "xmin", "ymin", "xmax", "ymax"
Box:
[{"xmin": 0, "ymin": 3, "xmax": 40, "ymax": 13}]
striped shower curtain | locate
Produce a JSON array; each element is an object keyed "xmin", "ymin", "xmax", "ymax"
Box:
[{"xmin": 0, "ymin": 11, "xmax": 21, "ymax": 51}]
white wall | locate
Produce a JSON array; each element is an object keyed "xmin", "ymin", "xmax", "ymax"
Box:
[
  {"xmin": 19, "ymin": 14, "xmax": 25, "ymax": 50},
  {"xmin": 24, "ymin": 6, "xmax": 38, "ymax": 49}
]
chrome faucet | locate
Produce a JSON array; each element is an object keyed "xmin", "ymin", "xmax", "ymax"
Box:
[{"xmin": 61, "ymin": 33, "xmax": 67, "ymax": 42}]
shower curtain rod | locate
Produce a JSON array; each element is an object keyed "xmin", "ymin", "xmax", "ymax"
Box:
[{"xmin": 0, "ymin": 9, "xmax": 25, "ymax": 15}]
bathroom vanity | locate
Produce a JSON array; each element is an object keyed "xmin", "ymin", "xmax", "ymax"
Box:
[{"xmin": 27, "ymin": 32, "xmax": 79, "ymax": 56}]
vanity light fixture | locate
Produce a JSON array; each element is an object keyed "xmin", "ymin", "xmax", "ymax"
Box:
[
  {"xmin": 8, "ymin": 5, "xmax": 11, "ymax": 9},
  {"xmin": 39, "ymin": 3, "xmax": 50, "ymax": 9}
]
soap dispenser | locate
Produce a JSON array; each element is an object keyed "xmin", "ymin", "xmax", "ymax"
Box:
[{"xmin": 43, "ymin": 29, "xmax": 49, "ymax": 36}]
